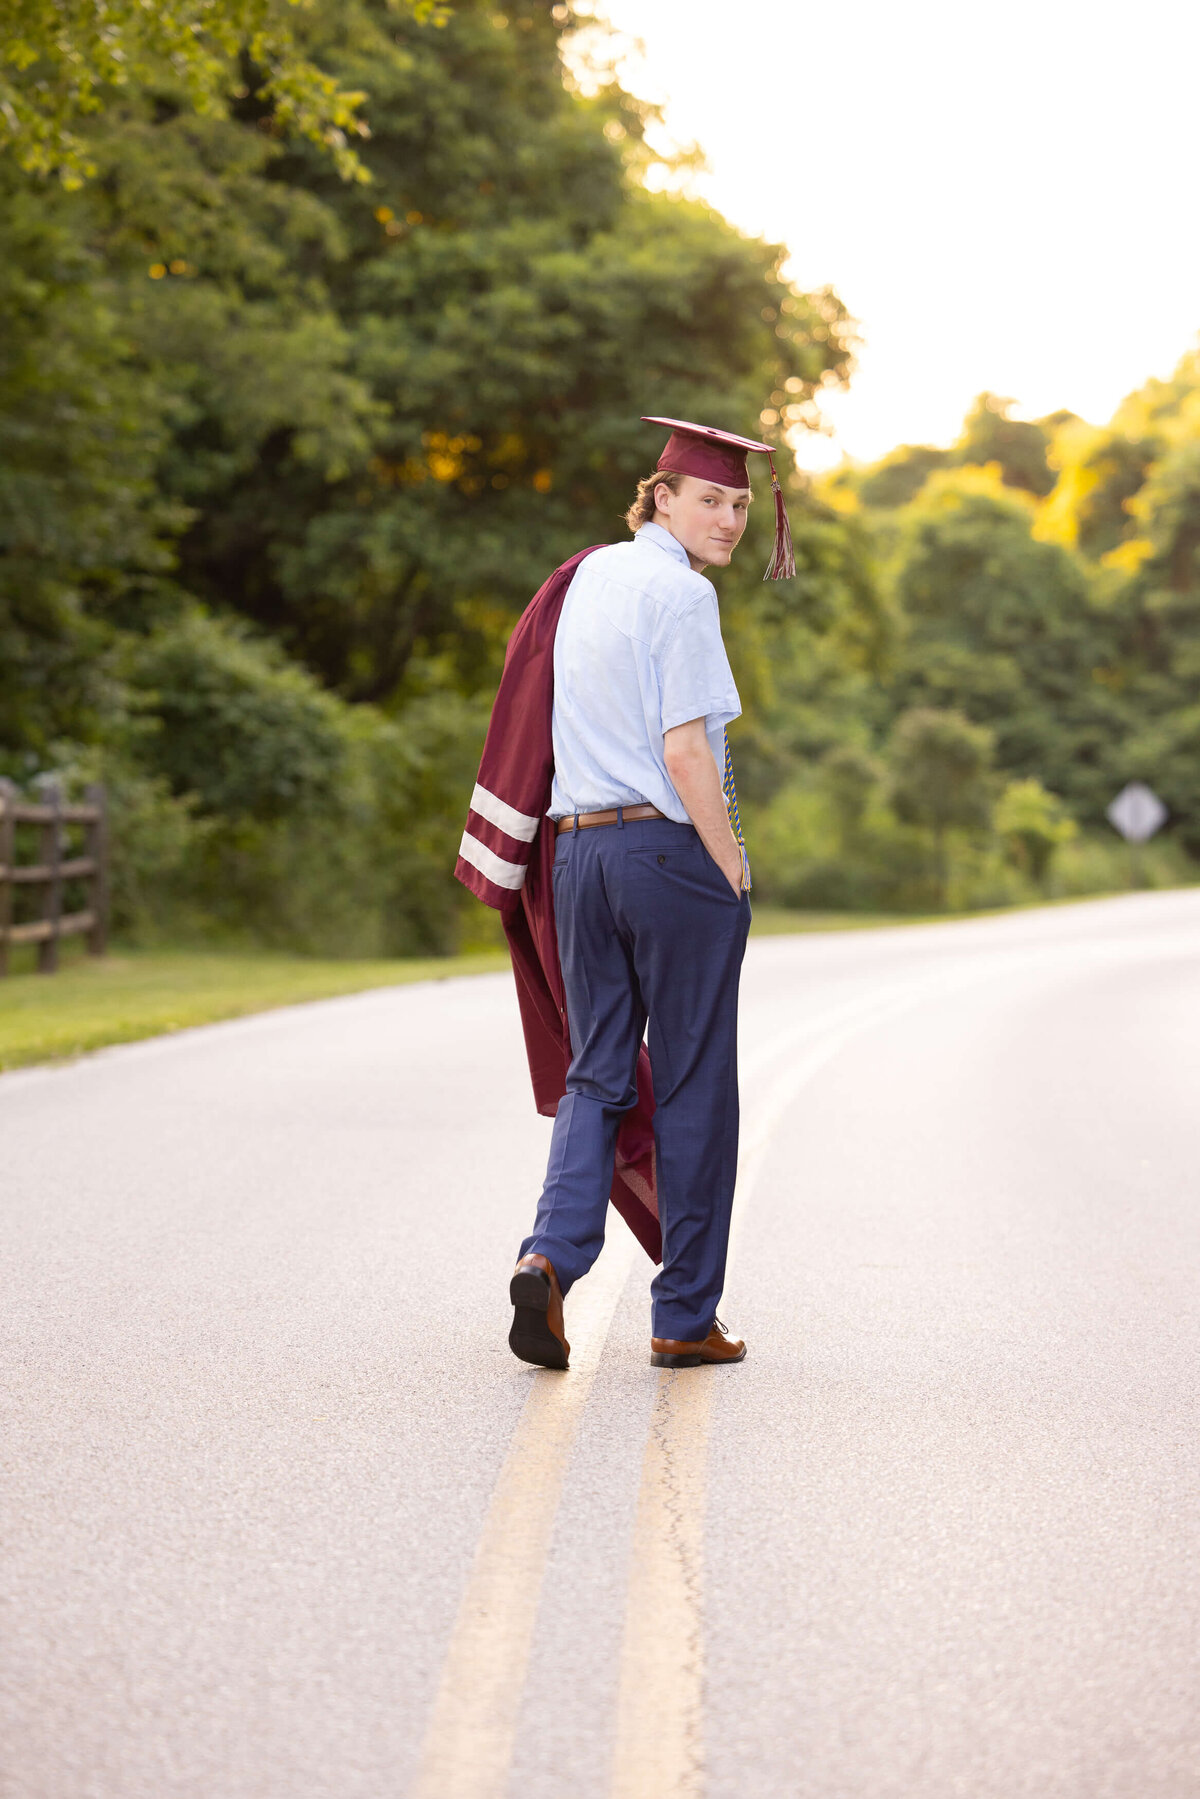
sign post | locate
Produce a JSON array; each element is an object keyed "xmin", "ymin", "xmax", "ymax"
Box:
[{"xmin": 1106, "ymin": 781, "xmax": 1168, "ymax": 887}]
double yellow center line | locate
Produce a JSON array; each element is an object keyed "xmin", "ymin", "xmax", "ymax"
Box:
[
  {"xmin": 409, "ymin": 1233, "xmax": 637, "ymax": 1799},
  {"xmin": 413, "ymin": 978, "xmax": 930, "ymax": 1797}
]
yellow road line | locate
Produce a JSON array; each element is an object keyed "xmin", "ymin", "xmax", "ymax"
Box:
[
  {"xmin": 409, "ymin": 1231, "xmax": 637, "ymax": 1799},
  {"xmin": 608, "ymin": 985, "xmax": 930, "ymax": 1797},
  {"xmin": 411, "ymin": 983, "xmax": 938, "ymax": 1799},
  {"xmin": 610, "ymin": 1370, "xmax": 713, "ymax": 1798}
]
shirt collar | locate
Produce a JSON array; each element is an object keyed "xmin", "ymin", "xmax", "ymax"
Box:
[{"xmin": 635, "ymin": 520, "xmax": 691, "ymax": 569}]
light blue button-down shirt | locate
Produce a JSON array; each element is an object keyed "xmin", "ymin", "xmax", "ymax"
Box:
[{"xmin": 548, "ymin": 521, "xmax": 741, "ymax": 823}]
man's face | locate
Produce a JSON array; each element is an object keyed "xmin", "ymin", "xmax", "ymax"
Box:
[{"xmin": 653, "ymin": 475, "xmax": 751, "ymax": 572}]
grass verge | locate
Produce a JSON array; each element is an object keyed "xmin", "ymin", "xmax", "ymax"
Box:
[
  {"xmin": 0, "ymin": 945, "xmax": 509, "ymax": 1074},
  {"xmin": 0, "ymin": 887, "xmax": 1157, "ymax": 1074},
  {"xmin": 1, "ymin": 916, "xmax": 890, "ymax": 1073},
  {"xmin": 748, "ymin": 905, "xmax": 942, "ymax": 936}
]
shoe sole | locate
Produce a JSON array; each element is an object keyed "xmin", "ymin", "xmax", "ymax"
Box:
[
  {"xmin": 509, "ymin": 1267, "xmax": 569, "ymax": 1370},
  {"xmin": 650, "ymin": 1345, "xmax": 748, "ymax": 1368}
]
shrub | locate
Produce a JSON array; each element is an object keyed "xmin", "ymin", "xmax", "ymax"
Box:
[
  {"xmin": 46, "ymin": 619, "xmax": 492, "ymax": 956},
  {"xmin": 130, "ymin": 614, "xmax": 347, "ymax": 823},
  {"xmin": 994, "ymin": 779, "xmax": 1077, "ymax": 888},
  {"xmin": 888, "ymin": 708, "xmax": 995, "ymax": 903},
  {"xmin": 748, "ymin": 779, "xmax": 940, "ymax": 913}
]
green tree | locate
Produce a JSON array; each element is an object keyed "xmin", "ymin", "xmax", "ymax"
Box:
[
  {"xmin": 801, "ymin": 361, "xmax": 1200, "ymax": 903},
  {"xmin": 854, "ymin": 443, "xmax": 952, "ymax": 510},
  {"xmin": 2, "ymin": 0, "xmax": 861, "ymax": 724},
  {"xmin": 0, "ymin": 168, "xmax": 182, "ymax": 762},
  {"xmin": 953, "ymin": 392, "xmax": 1056, "ymax": 497},
  {"xmin": 130, "ymin": 613, "xmax": 347, "ymax": 822},
  {"xmin": 818, "ymin": 743, "xmax": 883, "ymax": 851},
  {"xmin": 1129, "ymin": 439, "xmax": 1200, "ymax": 595},
  {"xmin": 1080, "ymin": 381, "xmax": 1200, "ymax": 852},
  {"xmin": 1124, "ymin": 708, "xmax": 1198, "ymax": 858},
  {"xmin": 885, "ymin": 469, "xmax": 1126, "ymax": 820},
  {"xmin": 0, "ymin": 0, "xmax": 871, "ymax": 952},
  {"xmin": 994, "ymin": 778, "xmax": 1076, "ymax": 888},
  {"xmin": 0, "ymin": 0, "xmax": 445, "ymax": 186},
  {"xmin": 1106, "ymin": 440, "xmax": 1200, "ymax": 855},
  {"xmin": 888, "ymin": 707, "xmax": 994, "ymax": 903},
  {"xmin": 85, "ymin": 0, "xmax": 857, "ymax": 706},
  {"xmin": 1039, "ymin": 347, "xmax": 1200, "ymax": 571},
  {"xmin": 1038, "ymin": 423, "xmax": 1160, "ymax": 561}
]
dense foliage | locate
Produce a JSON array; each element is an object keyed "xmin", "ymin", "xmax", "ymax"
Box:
[
  {"xmin": 745, "ymin": 376, "xmax": 1200, "ymax": 910},
  {"xmin": 1, "ymin": 2, "xmax": 1196, "ymax": 947},
  {"xmin": 0, "ymin": 0, "xmax": 868, "ymax": 950},
  {"xmin": 0, "ymin": 0, "xmax": 445, "ymax": 184}
]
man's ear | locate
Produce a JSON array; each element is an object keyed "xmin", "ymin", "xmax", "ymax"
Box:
[{"xmin": 653, "ymin": 481, "xmax": 674, "ymax": 514}]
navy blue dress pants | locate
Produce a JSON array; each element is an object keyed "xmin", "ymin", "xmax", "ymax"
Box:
[{"xmin": 519, "ymin": 814, "xmax": 751, "ymax": 1342}]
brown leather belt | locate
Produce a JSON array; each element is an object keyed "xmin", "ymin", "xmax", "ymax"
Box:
[{"xmin": 556, "ymin": 803, "xmax": 667, "ymax": 834}]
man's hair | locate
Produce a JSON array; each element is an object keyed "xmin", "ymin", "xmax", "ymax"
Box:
[
  {"xmin": 623, "ymin": 467, "xmax": 754, "ymax": 533},
  {"xmin": 624, "ymin": 469, "xmax": 684, "ymax": 532}
]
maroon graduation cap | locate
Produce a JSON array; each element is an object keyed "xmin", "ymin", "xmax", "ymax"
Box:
[{"xmin": 642, "ymin": 415, "xmax": 796, "ymax": 581}]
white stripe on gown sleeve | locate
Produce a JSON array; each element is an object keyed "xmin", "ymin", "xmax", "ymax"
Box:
[
  {"xmin": 470, "ymin": 783, "xmax": 540, "ymax": 844},
  {"xmin": 458, "ymin": 829, "xmax": 529, "ymax": 890}
]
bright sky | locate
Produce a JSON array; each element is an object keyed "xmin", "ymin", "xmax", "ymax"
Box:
[{"xmin": 581, "ymin": 0, "xmax": 1200, "ymax": 470}]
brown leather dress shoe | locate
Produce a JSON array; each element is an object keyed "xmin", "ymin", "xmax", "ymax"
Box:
[
  {"xmin": 650, "ymin": 1318, "xmax": 746, "ymax": 1369},
  {"xmin": 509, "ymin": 1254, "xmax": 570, "ymax": 1370}
]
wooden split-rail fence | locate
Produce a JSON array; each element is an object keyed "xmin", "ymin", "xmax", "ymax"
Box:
[{"xmin": 0, "ymin": 780, "xmax": 109, "ymax": 976}]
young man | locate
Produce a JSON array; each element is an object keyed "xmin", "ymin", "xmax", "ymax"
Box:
[{"xmin": 456, "ymin": 417, "xmax": 794, "ymax": 1370}]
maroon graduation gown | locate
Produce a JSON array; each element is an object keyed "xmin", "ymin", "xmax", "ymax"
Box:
[{"xmin": 453, "ymin": 548, "xmax": 661, "ymax": 1263}]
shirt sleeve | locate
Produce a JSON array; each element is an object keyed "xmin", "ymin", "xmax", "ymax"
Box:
[{"xmin": 657, "ymin": 591, "xmax": 742, "ymax": 736}]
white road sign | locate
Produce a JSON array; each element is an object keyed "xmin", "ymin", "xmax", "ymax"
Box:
[{"xmin": 1106, "ymin": 781, "xmax": 1168, "ymax": 844}]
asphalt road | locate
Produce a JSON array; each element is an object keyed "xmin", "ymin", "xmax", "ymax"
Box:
[{"xmin": 2, "ymin": 890, "xmax": 1199, "ymax": 1799}]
